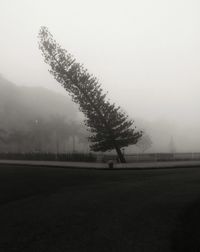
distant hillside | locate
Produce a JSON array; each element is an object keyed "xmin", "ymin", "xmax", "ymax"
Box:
[
  {"xmin": 0, "ymin": 75, "xmax": 89, "ymax": 153},
  {"xmin": 0, "ymin": 75, "xmax": 79, "ymax": 130}
]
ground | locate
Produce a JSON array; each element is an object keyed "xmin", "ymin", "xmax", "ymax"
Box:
[{"xmin": 0, "ymin": 164, "xmax": 200, "ymax": 251}]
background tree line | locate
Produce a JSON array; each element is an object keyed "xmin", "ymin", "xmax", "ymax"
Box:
[
  {"xmin": 0, "ymin": 117, "xmax": 89, "ymax": 153},
  {"xmin": 0, "ymin": 74, "xmax": 89, "ymax": 153}
]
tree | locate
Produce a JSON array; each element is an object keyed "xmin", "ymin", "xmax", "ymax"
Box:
[
  {"xmin": 38, "ymin": 27, "xmax": 142, "ymax": 163},
  {"xmin": 136, "ymin": 133, "xmax": 152, "ymax": 153},
  {"xmin": 0, "ymin": 129, "xmax": 7, "ymax": 143},
  {"xmin": 169, "ymin": 136, "xmax": 176, "ymax": 154}
]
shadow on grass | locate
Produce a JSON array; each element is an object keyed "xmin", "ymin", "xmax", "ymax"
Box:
[{"xmin": 171, "ymin": 199, "xmax": 200, "ymax": 251}]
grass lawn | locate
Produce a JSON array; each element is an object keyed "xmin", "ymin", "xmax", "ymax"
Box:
[{"xmin": 0, "ymin": 164, "xmax": 200, "ymax": 251}]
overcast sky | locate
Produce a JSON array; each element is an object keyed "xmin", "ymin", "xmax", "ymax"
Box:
[{"xmin": 0, "ymin": 0, "xmax": 200, "ymax": 134}]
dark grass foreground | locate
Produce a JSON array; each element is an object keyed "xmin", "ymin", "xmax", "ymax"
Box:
[
  {"xmin": 171, "ymin": 200, "xmax": 200, "ymax": 251},
  {"xmin": 1, "ymin": 165, "xmax": 200, "ymax": 251}
]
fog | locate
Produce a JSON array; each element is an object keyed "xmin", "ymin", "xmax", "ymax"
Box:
[{"xmin": 0, "ymin": 0, "xmax": 200, "ymax": 152}]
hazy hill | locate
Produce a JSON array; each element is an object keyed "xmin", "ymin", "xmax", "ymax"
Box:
[
  {"xmin": 0, "ymin": 75, "xmax": 79, "ymax": 130},
  {"xmin": 0, "ymin": 75, "xmax": 89, "ymax": 153}
]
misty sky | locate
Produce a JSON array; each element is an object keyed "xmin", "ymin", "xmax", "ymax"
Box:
[{"xmin": 0, "ymin": 0, "xmax": 200, "ymax": 135}]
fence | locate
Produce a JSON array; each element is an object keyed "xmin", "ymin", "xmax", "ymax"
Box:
[
  {"xmin": 0, "ymin": 152, "xmax": 97, "ymax": 162},
  {"xmin": 97, "ymin": 153, "xmax": 200, "ymax": 163},
  {"xmin": 0, "ymin": 152, "xmax": 200, "ymax": 163}
]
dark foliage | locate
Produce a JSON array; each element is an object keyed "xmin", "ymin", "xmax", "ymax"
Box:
[{"xmin": 38, "ymin": 27, "xmax": 142, "ymax": 162}]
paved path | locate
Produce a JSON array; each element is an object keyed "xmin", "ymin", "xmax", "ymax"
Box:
[{"xmin": 0, "ymin": 159, "xmax": 200, "ymax": 169}]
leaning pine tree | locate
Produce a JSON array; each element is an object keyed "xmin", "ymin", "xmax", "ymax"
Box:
[{"xmin": 38, "ymin": 27, "xmax": 142, "ymax": 163}]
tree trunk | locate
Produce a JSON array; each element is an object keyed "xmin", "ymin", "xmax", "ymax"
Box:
[{"xmin": 115, "ymin": 146, "xmax": 126, "ymax": 163}]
